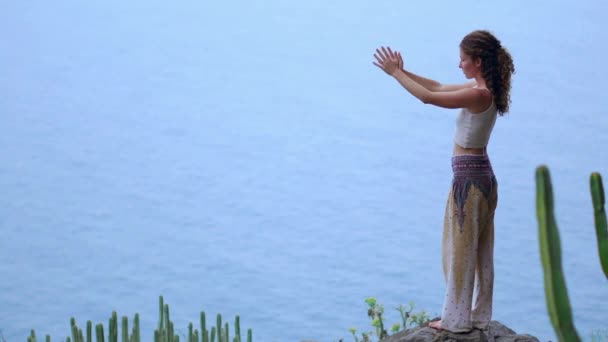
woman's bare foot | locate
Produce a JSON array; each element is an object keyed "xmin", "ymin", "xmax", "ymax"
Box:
[{"xmin": 428, "ymin": 320, "xmax": 443, "ymax": 330}]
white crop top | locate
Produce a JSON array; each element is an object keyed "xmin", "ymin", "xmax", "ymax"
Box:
[{"xmin": 454, "ymin": 100, "xmax": 497, "ymax": 148}]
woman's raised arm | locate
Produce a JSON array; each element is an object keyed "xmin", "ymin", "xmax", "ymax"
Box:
[
  {"xmin": 374, "ymin": 46, "xmax": 487, "ymax": 110},
  {"xmin": 391, "ymin": 50, "xmax": 476, "ymax": 92}
]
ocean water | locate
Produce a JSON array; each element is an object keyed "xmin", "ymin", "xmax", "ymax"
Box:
[{"xmin": 1, "ymin": 1, "xmax": 607, "ymax": 341}]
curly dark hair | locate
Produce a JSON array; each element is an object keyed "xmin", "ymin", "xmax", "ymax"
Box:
[{"xmin": 460, "ymin": 30, "xmax": 515, "ymax": 115}]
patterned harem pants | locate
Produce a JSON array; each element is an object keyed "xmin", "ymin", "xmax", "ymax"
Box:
[{"xmin": 441, "ymin": 154, "xmax": 498, "ymax": 332}]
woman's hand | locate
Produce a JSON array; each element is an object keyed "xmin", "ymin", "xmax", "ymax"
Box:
[
  {"xmin": 396, "ymin": 51, "xmax": 404, "ymax": 70},
  {"xmin": 373, "ymin": 46, "xmax": 401, "ymax": 76}
]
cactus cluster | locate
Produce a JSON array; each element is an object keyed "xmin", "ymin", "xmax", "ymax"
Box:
[
  {"xmin": 535, "ymin": 167, "xmax": 608, "ymax": 342},
  {"xmin": 28, "ymin": 312, "xmax": 140, "ymax": 342},
  {"xmin": 28, "ymin": 296, "xmax": 252, "ymax": 342},
  {"xmin": 155, "ymin": 296, "xmax": 250, "ymax": 342}
]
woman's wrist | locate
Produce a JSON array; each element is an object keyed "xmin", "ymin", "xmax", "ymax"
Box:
[{"xmin": 390, "ymin": 68, "xmax": 402, "ymax": 77}]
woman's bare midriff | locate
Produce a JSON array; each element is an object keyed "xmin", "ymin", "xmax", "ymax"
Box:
[{"xmin": 453, "ymin": 143, "xmax": 486, "ymax": 156}]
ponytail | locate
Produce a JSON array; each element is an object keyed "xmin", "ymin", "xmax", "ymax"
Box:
[{"xmin": 460, "ymin": 30, "xmax": 515, "ymax": 115}]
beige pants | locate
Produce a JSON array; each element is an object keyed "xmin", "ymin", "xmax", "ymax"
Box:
[{"xmin": 441, "ymin": 155, "xmax": 498, "ymax": 333}]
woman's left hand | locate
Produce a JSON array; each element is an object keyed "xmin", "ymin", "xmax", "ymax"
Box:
[{"xmin": 373, "ymin": 46, "xmax": 400, "ymax": 76}]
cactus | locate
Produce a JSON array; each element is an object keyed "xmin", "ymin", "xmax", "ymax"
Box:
[
  {"xmin": 200, "ymin": 312, "xmax": 208, "ymax": 342},
  {"xmin": 87, "ymin": 321, "xmax": 93, "ymax": 342},
  {"xmin": 110, "ymin": 312, "xmax": 119, "ymax": 342},
  {"xmin": 536, "ymin": 166, "xmax": 581, "ymax": 342},
  {"xmin": 71, "ymin": 318, "xmax": 78, "ymax": 342},
  {"xmin": 591, "ymin": 172, "xmax": 608, "ymax": 279},
  {"xmin": 247, "ymin": 329, "xmax": 252, "ymax": 342},
  {"xmin": 158, "ymin": 296, "xmax": 165, "ymax": 330},
  {"xmin": 216, "ymin": 314, "xmax": 222, "ymax": 342},
  {"xmin": 122, "ymin": 317, "xmax": 129, "ymax": 342},
  {"xmin": 134, "ymin": 314, "xmax": 141, "ymax": 342},
  {"xmin": 234, "ymin": 316, "xmax": 240, "ymax": 342},
  {"xmin": 28, "ymin": 297, "xmax": 251, "ymax": 342},
  {"xmin": 158, "ymin": 304, "xmax": 174, "ymax": 342},
  {"xmin": 210, "ymin": 327, "xmax": 216, "ymax": 342},
  {"xmin": 164, "ymin": 304, "xmax": 170, "ymax": 334},
  {"xmin": 96, "ymin": 324, "xmax": 105, "ymax": 342}
]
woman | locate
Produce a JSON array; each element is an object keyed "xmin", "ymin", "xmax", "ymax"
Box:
[{"xmin": 373, "ymin": 30, "xmax": 514, "ymax": 333}]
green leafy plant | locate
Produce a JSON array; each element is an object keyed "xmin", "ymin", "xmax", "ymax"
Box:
[
  {"xmin": 349, "ymin": 298, "xmax": 431, "ymax": 342},
  {"xmin": 396, "ymin": 302, "xmax": 430, "ymax": 330},
  {"xmin": 348, "ymin": 328, "xmax": 371, "ymax": 342},
  {"xmin": 28, "ymin": 296, "xmax": 252, "ymax": 342},
  {"xmin": 365, "ymin": 298, "xmax": 387, "ymax": 340}
]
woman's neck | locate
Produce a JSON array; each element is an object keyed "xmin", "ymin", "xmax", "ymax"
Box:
[{"xmin": 474, "ymin": 76, "xmax": 487, "ymax": 89}]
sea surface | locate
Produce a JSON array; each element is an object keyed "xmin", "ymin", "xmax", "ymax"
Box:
[{"xmin": 1, "ymin": 1, "xmax": 607, "ymax": 341}]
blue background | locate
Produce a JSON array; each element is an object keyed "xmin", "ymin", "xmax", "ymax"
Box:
[{"xmin": 1, "ymin": 1, "xmax": 607, "ymax": 341}]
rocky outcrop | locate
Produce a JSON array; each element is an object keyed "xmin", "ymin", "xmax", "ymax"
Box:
[{"xmin": 380, "ymin": 320, "xmax": 540, "ymax": 342}]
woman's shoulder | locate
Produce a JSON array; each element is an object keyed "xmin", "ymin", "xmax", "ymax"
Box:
[
  {"xmin": 472, "ymin": 85, "xmax": 492, "ymax": 96},
  {"xmin": 468, "ymin": 87, "xmax": 494, "ymax": 113}
]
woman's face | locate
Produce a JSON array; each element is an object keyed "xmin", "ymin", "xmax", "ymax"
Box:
[{"xmin": 459, "ymin": 49, "xmax": 481, "ymax": 79}]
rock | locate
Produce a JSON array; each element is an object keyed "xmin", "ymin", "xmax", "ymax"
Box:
[{"xmin": 380, "ymin": 319, "xmax": 540, "ymax": 342}]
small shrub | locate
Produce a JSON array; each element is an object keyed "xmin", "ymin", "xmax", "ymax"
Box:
[{"xmin": 348, "ymin": 298, "xmax": 431, "ymax": 342}]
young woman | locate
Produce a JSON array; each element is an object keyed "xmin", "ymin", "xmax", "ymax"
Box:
[{"xmin": 373, "ymin": 30, "xmax": 515, "ymax": 333}]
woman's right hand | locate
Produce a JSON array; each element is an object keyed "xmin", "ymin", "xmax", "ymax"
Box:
[{"xmin": 396, "ymin": 51, "xmax": 404, "ymax": 71}]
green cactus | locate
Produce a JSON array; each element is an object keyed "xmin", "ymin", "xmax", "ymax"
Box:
[
  {"xmin": 216, "ymin": 314, "xmax": 222, "ymax": 342},
  {"xmin": 133, "ymin": 314, "xmax": 140, "ymax": 342},
  {"xmin": 200, "ymin": 312, "xmax": 208, "ymax": 342},
  {"xmin": 210, "ymin": 327, "xmax": 216, "ymax": 342},
  {"xmin": 591, "ymin": 172, "xmax": 608, "ymax": 279},
  {"xmin": 111, "ymin": 312, "xmax": 119, "ymax": 342},
  {"xmin": 29, "ymin": 329, "xmax": 37, "ymax": 342},
  {"xmin": 159, "ymin": 296, "xmax": 165, "ymax": 330},
  {"xmin": 234, "ymin": 316, "xmax": 240, "ymax": 342},
  {"xmin": 71, "ymin": 318, "xmax": 78, "ymax": 342},
  {"xmin": 121, "ymin": 317, "xmax": 129, "ymax": 342},
  {"xmin": 96, "ymin": 324, "xmax": 105, "ymax": 342},
  {"xmin": 247, "ymin": 330, "xmax": 252, "ymax": 342},
  {"xmin": 158, "ymin": 304, "xmax": 173, "ymax": 342},
  {"xmin": 28, "ymin": 297, "xmax": 250, "ymax": 342},
  {"xmin": 108, "ymin": 320, "xmax": 113, "ymax": 342},
  {"xmin": 164, "ymin": 305, "xmax": 170, "ymax": 334},
  {"xmin": 535, "ymin": 166, "xmax": 581, "ymax": 342},
  {"xmin": 87, "ymin": 321, "xmax": 93, "ymax": 342}
]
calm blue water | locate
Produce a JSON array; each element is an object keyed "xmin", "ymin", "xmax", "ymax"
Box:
[{"xmin": 1, "ymin": 1, "xmax": 607, "ymax": 341}]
